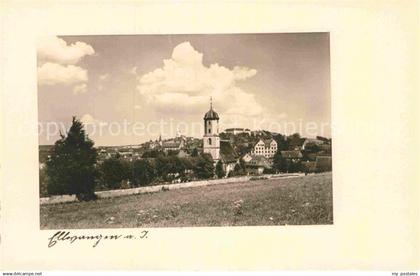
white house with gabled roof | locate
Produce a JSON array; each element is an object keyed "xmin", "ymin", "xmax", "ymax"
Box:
[{"xmin": 251, "ymin": 138, "xmax": 278, "ymax": 158}]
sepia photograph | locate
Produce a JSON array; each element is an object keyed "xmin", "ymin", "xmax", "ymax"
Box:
[
  {"xmin": 38, "ymin": 33, "xmax": 332, "ymax": 229},
  {"xmin": 1, "ymin": 0, "xmax": 418, "ymax": 272}
]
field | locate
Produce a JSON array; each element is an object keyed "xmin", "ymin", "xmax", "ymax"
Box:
[{"xmin": 40, "ymin": 173, "xmax": 333, "ymax": 229}]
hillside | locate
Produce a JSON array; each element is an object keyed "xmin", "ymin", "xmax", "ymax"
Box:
[{"xmin": 40, "ymin": 173, "xmax": 333, "ymax": 229}]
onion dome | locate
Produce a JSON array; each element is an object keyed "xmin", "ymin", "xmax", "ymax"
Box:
[{"xmin": 203, "ymin": 97, "xmax": 219, "ymax": 120}]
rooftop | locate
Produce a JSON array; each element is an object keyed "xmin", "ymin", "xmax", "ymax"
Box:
[
  {"xmin": 281, "ymin": 150, "xmax": 303, "ymax": 159},
  {"xmin": 203, "ymin": 97, "xmax": 219, "ymax": 120}
]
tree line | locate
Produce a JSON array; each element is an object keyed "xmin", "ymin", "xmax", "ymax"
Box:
[
  {"xmin": 41, "ymin": 117, "xmax": 226, "ymax": 200},
  {"xmin": 40, "ymin": 117, "xmax": 330, "ymax": 201},
  {"xmin": 96, "ymin": 153, "xmax": 217, "ymax": 190}
]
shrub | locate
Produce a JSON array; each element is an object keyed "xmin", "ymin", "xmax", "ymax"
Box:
[
  {"xmin": 215, "ymin": 160, "xmax": 225, "ymax": 178},
  {"xmin": 192, "ymin": 153, "xmax": 214, "ymax": 179},
  {"xmin": 99, "ymin": 158, "xmax": 130, "ymax": 189},
  {"xmin": 120, "ymin": 179, "xmax": 132, "ymax": 189},
  {"xmin": 264, "ymin": 168, "xmax": 276, "ymax": 174},
  {"xmin": 191, "ymin": 148, "xmax": 199, "ymax": 157},
  {"xmin": 131, "ymin": 159, "xmax": 155, "ymax": 186}
]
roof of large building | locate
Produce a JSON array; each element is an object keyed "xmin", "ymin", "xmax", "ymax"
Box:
[
  {"xmin": 254, "ymin": 138, "xmax": 277, "ymax": 148},
  {"xmin": 264, "ymin": 138, "xmax": 276, "ymax": 147},
  {"xmin": 247, "ymin": 155, "xmax": 271, "ymax": 168}
]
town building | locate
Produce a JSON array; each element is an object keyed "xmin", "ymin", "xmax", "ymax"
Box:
[
  {"xmin": 280, "ymin": 150, "xmax": 303, "ymax": 162},
  {"xmin": 160, "ymin": 134, "xmax": 187, "ymax": 153},
  {"xmin": 203, "ymin": 98, "xmax": 220, "ymax": 161},
  {"xmin": 241, "ymin": 153, "xmax": 253, "ymax": 163},
  {"xmin": 201, "ymin": 98, "xmax": 244, "ymax": 176},
  {"xmin": 302, "ymin": 138, "xmax": 324, "ymax": 150},
  {"xmin": 162, "ymin": 139, "xmax": 185, "ymax": 152},
  {"xmin": 149, "ymin": 141, "xmax": 160, "ymax": 150},
  {"xmin": 251, "ymin": 138, "xmax": 278, "ymax": 158},
  {"xmin": 245, "ymin": 155, "xmax": 271, "ymax": 175},
  {"xmin": 224, "ymin": 128, "xmax": 251, "ymax": 135}
]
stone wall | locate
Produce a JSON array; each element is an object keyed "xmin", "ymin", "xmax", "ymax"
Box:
[
  {"xmin": 40, "ymin": 176, "xmax": 251, "ymax": 205},
  {"xmin": 39, "ymin": 173, "xmax": 305, "ymax": 205}
]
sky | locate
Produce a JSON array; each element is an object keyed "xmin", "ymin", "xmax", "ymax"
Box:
[{"xmin": 37, "ymin": 33, "xmax": 330, "ymax": 146}]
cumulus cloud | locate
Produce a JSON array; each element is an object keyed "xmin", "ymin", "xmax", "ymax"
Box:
[
  {"xmin": 37, "ymin": 36, "xmax": 95, "ymax": 65},
  {"xmin": 73, "ymin": 83, "xmax": 87, "ymax": 94},
  {"xmin": 38, "ymin": 62, "xmax": 87, "ymax": 86},
  {"xmin": 137, "ymin": 41, "xmax": 263, "ymax": 120},
  {"xmin": 233, "ymin": 66, "xmax": 257, "ymax": 80},
  {"xmin": 37, "ymin": 36, "xmax": 94, "ymax": 91}
]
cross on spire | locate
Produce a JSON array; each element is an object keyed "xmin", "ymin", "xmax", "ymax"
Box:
[{"xmin": 210, "ymin": 96, "xmax": 213, "ymax": 109}]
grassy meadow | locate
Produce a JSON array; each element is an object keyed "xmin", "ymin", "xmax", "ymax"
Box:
[{"xmin": 40, "ymin": 172, "xmax": 333, "ymax": 229}]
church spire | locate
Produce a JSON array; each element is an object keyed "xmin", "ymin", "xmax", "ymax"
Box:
[{"xmin": 203, "ymin": 96, "xmax": 219, "ymax": 120}]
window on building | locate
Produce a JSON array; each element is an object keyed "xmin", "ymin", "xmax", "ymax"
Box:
[{"xmin": 208, "ymin": 138, "xmax": 212, "ymax": 145}]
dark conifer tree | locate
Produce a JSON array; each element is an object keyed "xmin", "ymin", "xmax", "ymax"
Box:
[{"xmin": 46, "ymin": 117, "xmax": 97, "ymax": 201}]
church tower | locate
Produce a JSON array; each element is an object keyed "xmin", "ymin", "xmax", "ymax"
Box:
[{"xmin": 203, "ymin": 97, "xmax": 220, "ymax": 161}]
